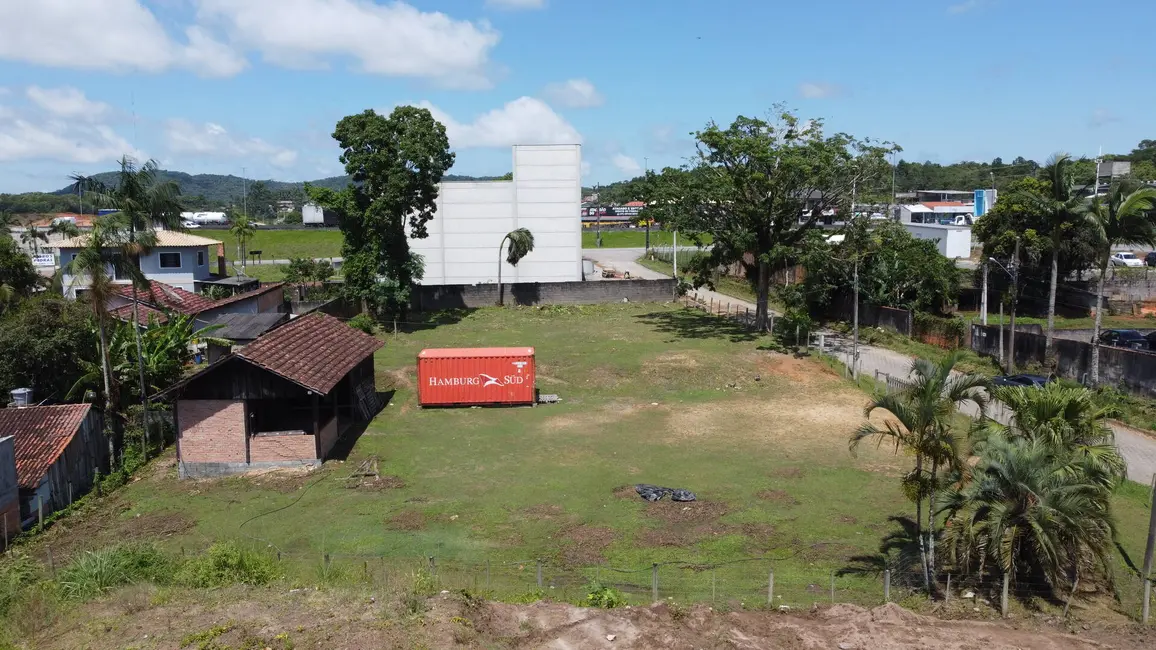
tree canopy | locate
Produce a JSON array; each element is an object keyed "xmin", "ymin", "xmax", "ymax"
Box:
[{"xmin": 0, "ymin": 296, "xmax": 98, "ymax": 402}]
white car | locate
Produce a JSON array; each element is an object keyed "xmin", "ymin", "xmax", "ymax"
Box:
[
  {"xmin": 1111, "ymin": 252, "xmax": 1144, "ymax": 267},
  {"xmin": 181, "ymin": 220, "xmax": 201, "ymax": 229}
]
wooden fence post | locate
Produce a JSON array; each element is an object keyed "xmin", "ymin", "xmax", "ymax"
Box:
[
  {"xmin": 652, "ymin": 563, "xmax": 659, "ymax": 602},
  {"xmin": 37, "ymin": 495, "xmax": 43, "ymax": 528},
  {"xmin": 536, "ymin": 559, "xmax": 542, "ymax": 588},
  {"xmin": 884, "ymin": 569, "xmax": 890, "ymax": 603},
  {"xmin": 768, "ymin": 570, "xmax": 774, "ymax": 604},
  {"xmin": 830, "ymin": 571, "xmax": 836, "ymax": 603}
]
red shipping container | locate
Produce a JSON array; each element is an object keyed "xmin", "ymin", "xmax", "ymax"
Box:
[{"xmin": 417, "ymin": 347, "xmax": 536, "ymax": 407}]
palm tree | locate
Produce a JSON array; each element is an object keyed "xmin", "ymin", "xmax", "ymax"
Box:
[
  {"xmin": 497, "ymin": 228, "xmax": 535, "ymax": 306},
  {"xmin": 978, "ymin": 383, "xmax": 1126, "ymax": 486},
  {"xmin": 73, "ymin": 158, "xmax": 184, "ymax": 455},
  {"xmin": 65, "ymin": 223, "xmax": 137, "ymax": 462},
  {"xmin": 230, "ymin": 214, "xmax": 256, "ymax": 270},
  {"xmin": 47, "ymin": 219, "xmax": 80, "ymax": 240},
  {"xmin": 850, "ymin": 351, "xmax": 989, "ymax": 590},
  {"xmin": 1033, "ymin": 154, "xmax": 1082, "ymax": 362},
  {"xmin": 1080, "ymin": 180, "xmax": 1156, "ymax": 385},
  {"xmin": 939, "ymin": 434, "xmax": 1117, "ymax": 599},
  {"xmin": 20, "ymin": 225, "xmax": 47, "ymax": 254}
]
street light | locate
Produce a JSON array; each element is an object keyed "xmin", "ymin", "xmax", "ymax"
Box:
[{"xmin": 988, "ymin": 242, "xmax": 1020, "ymax": 374}]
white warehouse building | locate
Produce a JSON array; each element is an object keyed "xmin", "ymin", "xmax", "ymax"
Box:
[{"xmin": 409, "ymin": 144, "xmax": 582, "ymax": 285}]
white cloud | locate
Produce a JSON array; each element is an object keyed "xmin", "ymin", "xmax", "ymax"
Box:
[
  {"xmin": 196, "ymin": 0, "xmax": 501, "ymax": 88},
  {"xmin": 612, "ymin": 154, "xmax": 642, "ymax": 177},
  {"xmin": 485, "ymin": 0, "xmax": 546, "ymax": 10},
  {"xmin": 542, "ymin": 79, "xmax": 604, "ymax": 109},
  {"xmin": 797, "ymin": 82, "xmax": 845, "ymax": 99},
  {"xmin": 414, "ymin": 97, "xmax": 581, "ymax": 148},
  {"xmin": 25, "ymin": 87, "xmax": 110, "ymax": 121},
  {"xmin": 948, "ymin": 0, "xmax": 982, "ymax": 14},
  {"xmin": 0, "ymin": 104, "xmax": 141, "ymax": 164},
  {"xmin": 0, "ymin": 0, "xmax": 243, "ymax": 77},
  {"xmin": 165, "ymin": 119, "xmax": 298, "ymax": 167},
  {"xmin": 1089, "ymin": 108, "xmax": 1120, "ymax": 128}
]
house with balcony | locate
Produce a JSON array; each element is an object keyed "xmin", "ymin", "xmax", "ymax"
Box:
[{"xmin": 55, "ymin": 230, "xmax": 224, "ymax": 298}]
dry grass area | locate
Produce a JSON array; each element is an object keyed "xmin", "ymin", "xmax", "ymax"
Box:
[{"xmin": 22, "ymin": 587, "xmax": 1156, "ymax": 650}]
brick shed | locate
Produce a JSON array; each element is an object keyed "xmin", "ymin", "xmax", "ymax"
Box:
[{"xmin": 163, "ymin": 312, "xmax": 384, "ymax": 479}]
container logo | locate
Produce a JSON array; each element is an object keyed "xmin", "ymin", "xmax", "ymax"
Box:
[
  {"xmin": 426, "ymin": 360, "xmax": 529, "ymax": 389},
  {"xmin": 480, "ymin": 374, "xmax": 503, "ymax": 388}
]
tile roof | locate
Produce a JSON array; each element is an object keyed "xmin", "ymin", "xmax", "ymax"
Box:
[
  {"xmin": 115, "ymin": 281, "xmax": 217, "ymax": 314},
  {"xmin": 208, "ymin": 282, "xmax": 284, "ymax": 310},
  {"xmin": 54, "ymin": 230, "xmax": 222, "ymax": 249},
  {"xmin": 0, "ymin": 404, "xmax": 93, "ymax": 490},
  {"xmin": 237, "ymin": 312, "xmax": 384, "ymax": 394},
  {"xmin": 109, "ymin": 303, "xmax": 169, "ymax": 326}
]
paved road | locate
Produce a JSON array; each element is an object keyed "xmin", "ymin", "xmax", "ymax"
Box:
[{"xmin": 586, "ymin": 245, "xmax": 1156, "ymax": 484}]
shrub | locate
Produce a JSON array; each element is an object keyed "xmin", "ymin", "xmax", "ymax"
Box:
[
  {"xmin": 57, "ymin": 544, "xmax": 172, "ymax": 601},
  {"xmin": 176, "ymin": 542, "xmax": 278, "ymax": 588},
  {"xmin": 0, "ymin": 551, "xmax": 42, "ymax": 615},
  {"xmin": 582, "ymin": 582, "xmax": 626, "ymax": 609},
  {"xmin": 347, "ymin": 313, "xmax": 377, "ymax": 335}
]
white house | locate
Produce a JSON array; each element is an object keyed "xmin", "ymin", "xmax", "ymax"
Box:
[
  {"xmin": 55, "ymin": 230, "xmax": 223, "ymax": 298},
  {"xmin": 408, "ymin": 144, "xmax": 582, "ymax": 285},
  {"xmin": 904, "ymin": 223, "xmax": 972, "ymax": 259}
]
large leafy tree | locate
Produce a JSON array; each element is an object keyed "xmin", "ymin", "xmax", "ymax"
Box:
[
  {"xmin": 0, "ymin": 296, "xmax": 98, "ymax": 402},
  {"xmin": 648, "ymin": 108, "xmax": 896, "ymax": 330},
  {"xmin": 1080, "ymin": 180, "xmax": 1156, "ymax": 385},
  {"xmin": 74, "ymin": 158, "xmax": 184, "ymax": 453},
  {"xmin": 0, "ymin": 235, "xmax": 41, "ymax": 305},
  {"xmin": 939, "ymin": 434, "xmax": 1117, "ymax": 597},
  {"xmin": 1031, "ymin": 154, "xmax": 1084, "ymax": 361},
  {"xmin": 850, "ymin": 352, "xmax": 989, "ymax": 590},
  {"xmin": 311, "ymin": 107, "xmax": 454, "ymax": 324}
]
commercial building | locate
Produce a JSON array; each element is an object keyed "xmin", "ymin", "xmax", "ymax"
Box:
[
  {"xmin": 408, "ymin": 144, "xmax": 582, "ymax": 285},
  {"xmin": 904, "ymin": 223, "xmax": 972, "ymax": 259}
]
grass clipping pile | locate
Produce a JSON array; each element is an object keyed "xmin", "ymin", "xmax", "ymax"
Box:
[{"xmin": 28, "ymin": 588, "xmax": 1152, "ymax": 650}]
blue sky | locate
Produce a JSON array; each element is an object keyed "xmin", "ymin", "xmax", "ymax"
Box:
[{"xmin": 0, "ymin": 0, "xmax": 1152, "ymax": 193}]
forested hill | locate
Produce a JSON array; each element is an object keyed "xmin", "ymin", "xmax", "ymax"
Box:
[{"xmin": 0, "ymin": 170, "xmax": 505, "ymax": 215}]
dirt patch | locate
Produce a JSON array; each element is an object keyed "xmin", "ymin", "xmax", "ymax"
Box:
[
  {"xmin": 642, "ymin": 499, "xmax": 728, "ymax": 526},
  {"xmin": 836, "ymin": 515, "xmax": 859, "ymax": 525},
  {"xmin": 247, "ymin": 467, "xmax": 316, "ymax": 493},
  {"xmin": 36, "ymin": 589, "xmax": 1152, "ymax": 650},
  {"xmin": 740, "ymin": 523, "xmax": 778, "ymax": 552},
  {"xmin": 387, "ymin": 509, "xmax": 426, "ymax": 531},
  {"xmin": 637, "ymin": 523, "xmax": 732, "ymax": 548},
  {"xmin": 760, "ymin": 352, "xmax": 838, "ymax": 384},
  {"xmin": 773, "ymin": 466, "xmax": 806, "ymax": 479},
  {"xmin": 559, "ymin": 525, "xmax": 616, "ymax": 566},
  {"xmin": 521, "ymin": 503, "xmax": 565, "ymax": 520},
  {"xmin": 799, "ymin": 541, "xmax": 862, "ymax": 562},
  {"xmin": 31, "ymin": 507, "xmax": 194, "ymax": 563},
  {"xmin": 345, "ymin": 475, "xmax": 406, "ymax": 491},
  {"xmin": 612, "ymin": 484, "xmax": 638, "ymax": 499},
  {"xmin": 756, "ymin": 489, "xmax": 799, "ymax": 505},
  {"xmin": 643, "ymin": 351, "xmax": 701, "ymax": 371},
  {"xmin": 541, "ymin": 402, "xmax": 645, "ymax": 433}
]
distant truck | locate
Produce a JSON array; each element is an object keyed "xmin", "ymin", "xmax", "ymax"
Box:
[
  {"xmin": 302, "ymin": 202, "xmax": 339, "ymax": 227},
  {"xmin": 179, "ymin": 211, "xmax": 228, "ymax": 225}
]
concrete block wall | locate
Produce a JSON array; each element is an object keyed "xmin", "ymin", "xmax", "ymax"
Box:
[
  {"xmin": 250, "ymin": 433, "xmax": 317, "ymax": 463},
  {"xmin": 413, "ymin": 279, "xmax": 677, "ymax": 311},
  {"xmin": 177, "ymin": 400, "xmax": 246, "ymax": 464},
  {"xmin": 0, "ymin": 498, "xmax": 17, "ymax": 547}
]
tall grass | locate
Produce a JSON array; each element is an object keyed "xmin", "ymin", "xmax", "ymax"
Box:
[
  {"xmin": 57, "ymin": 544, "xmax": 171, "ymax": 601},
  {"xmin": 0, "ymin": 551, "xmax": 41, "ymax": 615},
  {"xmin": 175, "ymin": 542, "xmax": 279, "ymax": 588}
]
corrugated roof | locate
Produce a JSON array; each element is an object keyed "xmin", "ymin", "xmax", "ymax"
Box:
[
  {"xmin": 237, "ymin": 312, "xmax": 384, "ymax": 394},
  {"xmin": 419, "ymin": 347, "xmax": 534, "ymax": 359},
  {"xmin": 54, "ymin": 230, "xmax": 221, "ymax": 249},
  {"xmin": 209, "ymin": 282, "xmax": 284, "ymax": 310},
  {"xmin": 109, "ymin": 303, "xmax": 169, "ymax": 326},
  {"xmin": 207, "ymin": 312, "xmax": 289, "ymax": 341},
  {"xmin": 0, "ymin": 404, "xmax": 92, "ymax": 490},
  {"xmin": 921, "ymin": 202, "xmax": 969, "ymax": 208}
]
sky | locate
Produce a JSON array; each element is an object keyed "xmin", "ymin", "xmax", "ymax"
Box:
[{"xmin": 0, "ymin": 0, "xmax": 1153, "ymax": 193}]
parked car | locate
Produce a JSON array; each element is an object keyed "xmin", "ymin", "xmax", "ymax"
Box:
[
  {"xmin": 1145, "ymin": 251, "xmax": 1156, "ymax": 267},
  {"xmin": 1098, "ymin": 329, "xmax": 1149, "ymax": 350},
  {"xmin": 181, "ymin": 220, "xmax": 201, "ymax": 229},
  {"xmin": 1145, "ymin": 331, "xmax": 1156, "ymax": 349},
  {"xmin": 1110, "ymin": 252, "xmax": 1144, "ymax": 267},
  {"xmin": 991, "ymin": 374, "xmax": 1053, "ymax": 388}
]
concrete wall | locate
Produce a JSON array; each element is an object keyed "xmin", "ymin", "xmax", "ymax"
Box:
[
  {"xmin": 413, "ymin": 278, "xmax": 677, "ymax": 311},
  {"xmin": 317, "ymin": 416, "xmax": 339, "ymax": 459},
  {"xmin": 409, "ymin": 144, "xmax": 582, "ymax": 285},
  {"xmin": 970, "ymin": 323, "xmax": 1156, "ymax": 397},
  {"xmin": 177, "ymin": 400, "xmax": 246, "ymax": 465},
  {"xmin": 903, "ymin": 224, "xmax": 972, "ymax": 258},
  {"xmin": 0, "ymin": 436, "xmax": 15, "ymax": 546}
]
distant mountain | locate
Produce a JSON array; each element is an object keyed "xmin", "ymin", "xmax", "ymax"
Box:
[{"xmin": 49, "ymin": 169, "xmax": 506, "ymax": 207}]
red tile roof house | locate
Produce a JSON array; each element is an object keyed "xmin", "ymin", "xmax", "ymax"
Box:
[
  {"xmin": 106, "ymin": 279, "xmax": 287, "ymax": 329},
  {"xmin": 161, "ymin": 312, "xmax": 384, "ymax": 479},
  {"xmin": 0, "ymin": 404, "xmax": 107, "ymax": 530}
]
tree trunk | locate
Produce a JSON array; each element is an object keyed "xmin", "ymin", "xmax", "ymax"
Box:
[
  {"xmin": 928, "ymin": 459, "xmax": 939, "ymax": 591},
  {"xmin": 498, "ymin": 236, "xmax": 505, "ymax": 307},
  {"xmin": 131, "ymin": 279, "xmax": 149, "ymax": 459},
  {"xmin": 755, "ymin": 259, "xmax": 771, "ymax": 332},
  {"xmin": 1045, "ymin": 246, "xmax": 1059, "ymax": 365},
  {"xmin": 1091, "ymin": 253, "xmax": 1109, "ymax": 386},
  {"xmin": 97, "ymin": 316, "xmax": 115, "ymax": 464},
  {"xmin": 237, "ymin": 241, "xmax": 243, "ymax": 269},
  {"xmin": 915, "ymin": 457, "xmax": 931, "ymax": 592}
]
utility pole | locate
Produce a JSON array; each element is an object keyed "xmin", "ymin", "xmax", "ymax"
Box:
[
  {"xmin": 672, "ymin": 230, "xmax": 679, "ymax": 294},
  {"xmin": 999, "ymin": 300, "xmax": 1005, "ymax": 370},
  {"xmin": 1143, "ymin": 473, "xmax": 1156, "ymax": 584},
  {"xmin": 1093, "ymin": 146, "xmax": 1103, "ymax": 198},
  {"xmin": 241, "ymin": 166, "xmax": 248, "ymax": 217},
  {"xmin": 852, "ymin": 256, "xmax": 860, "ymax": 379},
  {"xmin": 981, "ymin": 262, "xmax": 989, "ymax": 325},
  {"xmin": 644, "ymin": 158, "xmax": 651, "ymax": 251},
  {"xmin": 595, "ymin": 183, "xmax": 602, "ymax": 248},
  {"xmin": 1008, "ymin": 238, "xmax": 1020, "ymax": 374}
]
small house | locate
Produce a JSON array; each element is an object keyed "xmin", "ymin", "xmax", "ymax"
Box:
[
  {"xmin": 106, "ymin": 279, "xmax": 286, "ymax": 329},
  {"xmin": 165, "ymin": 312, "xmax": 384, "ymax": 479},
  {"xmin": 0, "ymin": 404, "xmax": 107, "ymax": 528},
  {"xmin": 56, "ymin": 230, "xmax": 225, "ymax": 297}
]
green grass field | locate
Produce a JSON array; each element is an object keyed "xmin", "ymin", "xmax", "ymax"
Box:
[
  {"xmin": 213, "ymin": 229, "xmax": 344, "ymax": 262},
  {"xmin": 955, "ymin": 310, "xmax": 1156, "ymax": 331},
  {"xmin": 20, "ymin": 304, "xmax": 1154, "ymax": 610},
  {"xmin": 636, "ymin": 255, "xmax": 759, "ymax": 305},
  {"xmin": 581, "ymin": 230, "xmax": 712, "ymax": 248}
]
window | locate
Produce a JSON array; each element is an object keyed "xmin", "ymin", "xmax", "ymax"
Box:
[
  {"xmin": 197, "ymin": 251, "xmax": 205, "ymax": 266},
  {"xmin": 158, "ymin": 252, "xmax": 182, "ymax": 269},
  {"xmin": 111, "ymin": 253, "xmax": 128, "ymax": 280}
]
